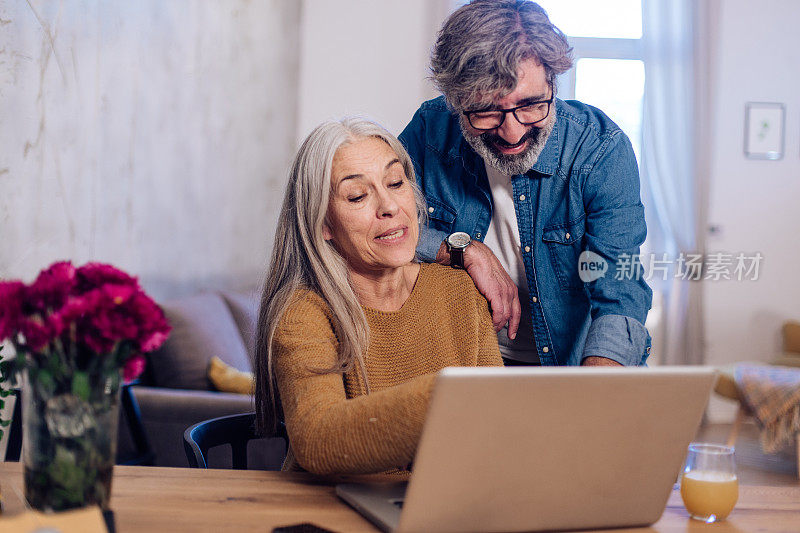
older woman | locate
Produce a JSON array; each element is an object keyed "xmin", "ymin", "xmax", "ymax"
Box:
[{"xmin": 254, "ymin": 118, "xmax": 501, "ymax": 476}]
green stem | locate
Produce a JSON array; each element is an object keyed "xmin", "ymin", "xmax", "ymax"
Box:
[
  {"xmin": 51, "ymin": 336, "xmax": 73, "ymax": 384},
  {"xmin": 68, "ymin": 323, "xmax": 78, "ymax": 365}
]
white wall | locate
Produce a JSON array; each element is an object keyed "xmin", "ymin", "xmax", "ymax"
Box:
[
  {"xmin": 0, "ymin": 0, "xmax": 449, "ymax": 297},
  {"xmin": 0, "ymin": 1, "xmax": 300, "ymax": 299},
  {"xmin": 297, "ymin": 0, "xmax": 450, "ymax": 142},
  {"xmin": 703, "ymin": 0, "xmax": 800, "ymax": 421}
]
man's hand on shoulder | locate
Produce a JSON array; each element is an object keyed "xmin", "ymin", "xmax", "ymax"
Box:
[
  {"xmin": 581, "ymin": 356, "xmax": 624, "ymax": 367},
  {"xmin": 437, "ymin": 240, "xmax": 521, "ymax": 338}
]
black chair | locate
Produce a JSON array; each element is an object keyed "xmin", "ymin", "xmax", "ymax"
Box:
[
  {"xmin": 4, "ymin": 388, "xmax": 22, "ymax": 461},
  {"xmin": 118, "ymin": 382, "xmax": 156, "ymax": 465},
  {"xmin": 183, "ymin": 412, "xmax": 288, "ymax": 469}
]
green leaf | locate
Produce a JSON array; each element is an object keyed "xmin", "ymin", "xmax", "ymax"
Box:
[
  {"xmin": 48, "ymin": 445, "xmax": 88, "ymax": 500},
  {"xmin": 0, "ymin": 419, "xmax": 10, "ymax": 427},
  {"xmin": 0, "ymin": 360, "xmax": 12, "ymax": 380},
  {"xmin": 36, "ymin": 368, "xmax": 56, "ymax": 396},
  {"xmin": 72, "ymin": 371, "xmax": 90, "ymax": 402}
]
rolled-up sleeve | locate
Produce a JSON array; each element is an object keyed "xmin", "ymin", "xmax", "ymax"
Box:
[
  {"xmin": 416, "ymin": 226, "xmax": 448, "ymax": 263},
  {"xmin": 582, "ymin": 314, "xmax": 651, "ymax": 366}
]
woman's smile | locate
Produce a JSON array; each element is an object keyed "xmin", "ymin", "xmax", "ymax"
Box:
[{"xmin": 375, "ymin": 226, "xmax": 408, "ymax": 242}]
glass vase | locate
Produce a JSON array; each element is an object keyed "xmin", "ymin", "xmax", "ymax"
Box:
[{"xmin": 22, "ymin": 367, "xmax": 121, "ymax": 512}]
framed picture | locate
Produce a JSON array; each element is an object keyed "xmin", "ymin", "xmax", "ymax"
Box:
[{"xmin": 744, "ymin": 102, "xmax": 785, "ymax": 160}]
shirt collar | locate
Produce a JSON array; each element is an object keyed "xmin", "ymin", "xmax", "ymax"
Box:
[{"xmin": 530, "ymin": 112, "xmax": 559, "ymax": 176}]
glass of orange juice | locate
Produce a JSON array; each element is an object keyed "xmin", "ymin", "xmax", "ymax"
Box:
[{"xmin": 680, "ymin": 443, "xmax": 738, "ymax": 522}]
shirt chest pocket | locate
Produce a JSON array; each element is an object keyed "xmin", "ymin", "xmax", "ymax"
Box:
[
  {"xmin": 542, "ymin": 215, "xmax": 586, "ymax": 292},
  {"xmin": 424, "ymin": 197, "xmax": 457, "ymax": 232}
]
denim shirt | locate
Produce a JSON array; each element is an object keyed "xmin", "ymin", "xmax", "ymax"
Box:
[{"xmin": 399, "ymin": 96, "xmax": 652, "ymax": 366}]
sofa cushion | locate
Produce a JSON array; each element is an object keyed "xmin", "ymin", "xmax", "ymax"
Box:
[
  {"xmin": 148, "ymin": 293, "xmax": 251, "ymax": 390},
  {"xmin": 222, "ymin": 290, "xmax": 259, "ymax": 358}
]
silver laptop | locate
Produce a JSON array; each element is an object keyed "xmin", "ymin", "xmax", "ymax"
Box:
[{"xmin": 337, "ymin": 366, "xmax": 716, "ymax": 532}]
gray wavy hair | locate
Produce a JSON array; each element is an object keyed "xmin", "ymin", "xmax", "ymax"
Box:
[
  {"xmin": 254, "ymin": 117, "xmax": 427, "ymax": 435},
  {"xmin": 432, "ymin": 0, "xmax": 573, "ymax": 110}
]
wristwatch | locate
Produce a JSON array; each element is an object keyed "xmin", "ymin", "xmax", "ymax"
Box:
[{"xmin": 445, "ymin": 232, "xmax": 471, "ymax": 269}]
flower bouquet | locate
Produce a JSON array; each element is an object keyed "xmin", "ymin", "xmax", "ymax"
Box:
[{"xmin": 0, "ymin": 261, "xmax": 170, "ymax": 511}]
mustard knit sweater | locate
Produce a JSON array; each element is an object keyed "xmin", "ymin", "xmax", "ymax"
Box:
[{"xmin": 273, "ymin": 263, "xmax": 502, "ymax": 475}]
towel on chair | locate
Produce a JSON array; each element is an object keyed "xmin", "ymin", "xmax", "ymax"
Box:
[{"xmin": 735, "ymin": 364, "xmax": 800, "ymax": 453}]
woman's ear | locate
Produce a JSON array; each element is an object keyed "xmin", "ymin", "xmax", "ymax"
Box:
[{"xmin": 322, "ymin": 223, "xmax": 333, "ymax": 241}]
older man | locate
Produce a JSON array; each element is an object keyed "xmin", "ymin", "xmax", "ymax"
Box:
[{"xmin": 399, "ymin": 0, "xmax": 652, "ymax": 367}]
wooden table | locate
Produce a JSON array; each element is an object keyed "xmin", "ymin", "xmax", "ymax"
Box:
[{"xmin": 1, "ymin": 462, "xmax": 799, "ymax": 532}]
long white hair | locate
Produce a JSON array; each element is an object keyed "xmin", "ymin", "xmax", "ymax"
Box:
[{"xmin": 254, "ymin": 117, "xmax": 426, "ymax": 434}]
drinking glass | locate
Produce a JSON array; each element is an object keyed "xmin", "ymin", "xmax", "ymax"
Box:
[{"xmin": 680, "ymin": 443, "xmax": 739, "ymax": 522}]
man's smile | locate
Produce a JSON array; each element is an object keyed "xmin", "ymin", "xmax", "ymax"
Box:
[
  {"xmin": 483, "ymin": 126, "xmax": 540, "ymax": 157},
  {"xmin": 491, "ymin": 137, "xmax": 529, "ymax": 155}
]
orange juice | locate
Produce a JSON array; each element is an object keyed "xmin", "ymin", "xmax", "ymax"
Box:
[{"xmin": 680, "ymin": 470, "xmax": 739, "ymax": 520}]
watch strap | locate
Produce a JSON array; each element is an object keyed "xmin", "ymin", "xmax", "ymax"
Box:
[{"xmin": 450, "ymin": 246, "xmax": 466, "ymax": 269}]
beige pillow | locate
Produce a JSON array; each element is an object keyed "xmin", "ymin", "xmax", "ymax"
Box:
[
  {"xmin": 713, "ymin": 366, "xmax": 741, "ymax": 401},
  {"xmin": 783, "ymin": 321, "xmax": 800, "ymax": 354},
  {"xmin": 208, "ymin": 356, "xmax": 255, "ymax": 395}
]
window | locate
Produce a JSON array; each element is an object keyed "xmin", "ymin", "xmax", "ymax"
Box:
[
  {"xmin": 572, "ymin": 58, "xmax": 645, "ymax": 161},
  {"xmin": 535, "ymin": 0, "xmax": 641, "ymax": 38},
  {"xmin": 537, "ymin": 0, "xmax": 645, "ymax": 161}
]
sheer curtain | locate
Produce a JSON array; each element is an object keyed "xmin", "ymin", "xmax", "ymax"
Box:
[{"xmin": 640, "ymin": 0, "xmax": 716, "ymax": 365}]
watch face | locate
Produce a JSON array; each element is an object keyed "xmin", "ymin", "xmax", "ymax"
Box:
[{"xmin": 448, "ymin": 232, "xmax": 471, "ymax": 249}]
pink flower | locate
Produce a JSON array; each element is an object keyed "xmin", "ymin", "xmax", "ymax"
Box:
[
  {"xmin": 51, "ymin": 290, "xmax": 101, "ymax": 348},
  {"xmin": 139, "ymin": 329, "xmax": 169, "ymax": 353},
  {"xmin": 57, "ymin": 284, "xmax": 169, "ymax": 356},
  {"xmin": 44, "ymin": 310, "xmax": 68, "ymax": 340},
  {"xmin": 3, "ymin": 260, "xmax": 169, "ymax": 361},
  {"xmin": 128, "ymin": 293, "xmax": 170, "ymax": 352},
  {"xmin": 18, "ymin": 317, "xmax": 53, "ymax": 352},
  {"xmin": 88, "ymin": 307, "xmax": 138, "ymax": 346},
  {"xmin": 102, "ymin": 284, "xmax": 137, "ymax": 305},
  {"xmin": 122, "ymin": 354, "xmax": 146, "ymax": 383},
  {"xmin": 76, "ymin": 263, "xmax": 139, "ymax": 293},
  {"xmin": 26, "ymin": 261, "xmax": 77, "ymax": 312},
  {"xmin": 66, "ymin": 289, "xmax": 119, "ymax": 355},
  {"xmin": 0, "ymin": 281, "xmax": 25, "ymax": 341}
]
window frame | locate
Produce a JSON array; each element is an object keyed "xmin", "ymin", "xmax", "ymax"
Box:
[{"xmin": 557, "ymin": 37, "xmax": 644, "ymax": 101}]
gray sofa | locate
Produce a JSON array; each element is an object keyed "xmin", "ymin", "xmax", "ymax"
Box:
[{"xmin": 117, "ymin": 290, "xmax": 285, "ymax": 469}]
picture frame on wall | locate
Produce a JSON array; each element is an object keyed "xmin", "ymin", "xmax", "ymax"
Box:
[{"xmin": 744, "ymin": 102, "xmax": 785, "ymax": 160}]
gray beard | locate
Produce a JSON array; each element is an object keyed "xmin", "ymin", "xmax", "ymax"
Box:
[{"xmin": 460, "ymin": 114, "xmax": 555, "ymax": 176}]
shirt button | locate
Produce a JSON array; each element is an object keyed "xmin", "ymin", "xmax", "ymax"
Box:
[
  {"xmin": 428, "ymin": 206, "xmax": 435, "ymax": 213},
  {"xmin": 524, "ymin": 245, "xmax": 531, "ymax": 253},
  {"xmin": 542, "ymin": 346, "xmax": 549, "ymax": 353},
  {"xmin": 565, "ymin": 232, "xmax": 571, "ymax": 240},
  {"xmin": 532, "ymin": 296, "xmax": 538, "ymax": 303},
  {"xmin": 519, "ymin": 194, "xmax": 526, "ymax": 201},
  {"xmin": 475, "ymin": 232, "xmax": 482, "ymax": 239}
]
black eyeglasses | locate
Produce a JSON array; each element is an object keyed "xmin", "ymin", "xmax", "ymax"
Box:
[{"xmin": 463, "ymin": 97, "xmax": 554, "ymax": 131}]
